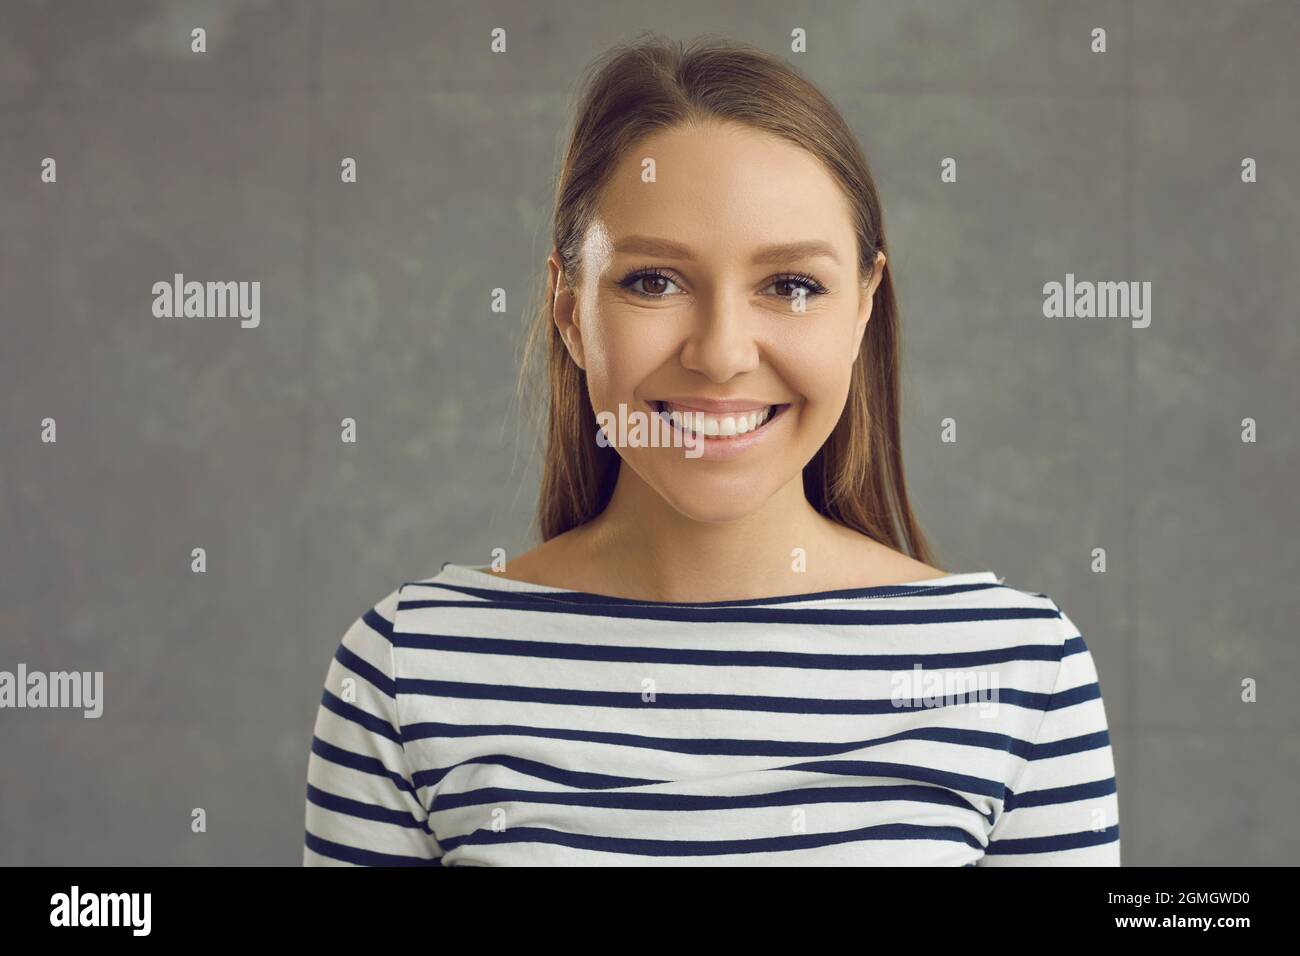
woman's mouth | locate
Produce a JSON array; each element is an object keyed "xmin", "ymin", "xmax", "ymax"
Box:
[{"xmin": 651, "ymin": 400, "xmax": 791, "ymax": 441}]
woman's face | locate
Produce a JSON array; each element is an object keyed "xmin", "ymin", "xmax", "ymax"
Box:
[{"xmin": 553, "ymin": 119, "xmax": 886, "ymax": 524}]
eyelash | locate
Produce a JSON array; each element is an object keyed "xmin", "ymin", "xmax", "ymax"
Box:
[{"xmin": 617, "ymin": 265, "xmax": 830, "ymax": 301}]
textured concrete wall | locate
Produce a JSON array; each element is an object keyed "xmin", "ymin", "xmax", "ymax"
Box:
[{"xmin": 1, "ymin": 0, "xmax": 1296, "ymax": 864}]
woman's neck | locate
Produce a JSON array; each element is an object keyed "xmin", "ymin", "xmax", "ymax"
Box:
[{"xmin": 561, "ymin": 465, "xmax": 874, "ymax": 602}]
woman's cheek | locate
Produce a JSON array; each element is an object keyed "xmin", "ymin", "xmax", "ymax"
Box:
[
  {"xmin": 775, "ymin": 335, "xmax": 851, "ymax": 406},
  {"xmin": 584, "ymin": 343, "xmax": 647, "ymax": 417},
  {"xmin": 590, "ymin": 318, "xmax": 669, "ymax": 391}
]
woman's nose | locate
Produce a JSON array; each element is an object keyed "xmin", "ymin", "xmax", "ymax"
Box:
[{"xmin": 678, "ymin": 292, "xmax": 761, "ymax": 382}]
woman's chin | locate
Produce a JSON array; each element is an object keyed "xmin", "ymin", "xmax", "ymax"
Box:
[{"xmin": 651, "ymin": 480, "xmax": 782, "ymax": 525}]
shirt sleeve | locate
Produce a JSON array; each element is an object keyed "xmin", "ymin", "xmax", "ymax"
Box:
[
  {"xmin": 303, "ymin": 586, "xmax": 443, "ymax": 866},
  {"xmin": 978, "ymin": 605, "xmax": 1121, "ymax": 865}
]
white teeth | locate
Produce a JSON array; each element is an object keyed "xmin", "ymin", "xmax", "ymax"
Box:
[{"xmin": 662, "ymin": 404, "xmax": 775, "ymax": 438}]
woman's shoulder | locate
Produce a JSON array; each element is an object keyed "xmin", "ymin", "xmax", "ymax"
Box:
[
  {"xmin": 330, "ymin": 584, "xmax": 406, "ymax": 657},
  {"xmin": 330, "ymin": 566, "xmax": 497, "ymax": 662},
  {"xmin": 975, "ymin": 580, "xmax": 1100, "ymax": 681},
  {"xmin": 333, "ymin": 565, "xmax": 478, "ymax": 646}
]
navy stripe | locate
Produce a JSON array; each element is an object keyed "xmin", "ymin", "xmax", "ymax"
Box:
[
  {"xmin": 1046, "ymin": 681, "xmax": 1101, "ymax": 710},
  {"xmin": 416, "ymin": 752, "xmax": 1005, "ymax": 800},
  {"xmin": 400, "ymin": 719, "xmax": 1029, "ymax": 760},
  {"xmin": 785, "ymin": 759, "xmax": 1007, "ymax": 798},
  {"xmin": 438, "ymin": 821, "xmax": 985, "ymax": 857},
  {"xmin": 1029, "ymin": 728, "xmax": 1111, "ymax": 760},
  {"xmin": 306, "ymin": 783, "xmax": 431, "ymax": 832},
  {"xmin": 391, "ymin": 629, "xmax": 1068, "ymax": 670},
  {"xmin": 429, "ymin": 780, "xmax": 993, "ymax": 822},
  {"xmin": 412, "ymin": 574, "xmax": 1009, "ymax": 608},
  {"xmin": 402, "ymin": 724, "xmax": 1110, "ymax": 798},
  {"xmin": 399, "ymin": 597, "xmax": 1061, "ymax": 627},
  {"xmin": 394, "ymin": 677, "xmax": 1049, "ymax": 715},
  {"xmin": 1004, "ymin": 776, "xmax": 1118, "ymax": 812},
  {"xmin": 983, "ymin": 824, "xmax": 1120, "ymax": 856},
  {"xmin": 310, "ymin": 736, "xmax": 418, "ymax": 795},
  {"xmin": 334, "ymin": 642, "xmax": 395, "ymax": 698},
  {"xmin": 318, "ymin": 688, "xmax": 402, "ymax": 744},
  {"xmin": 361, "ymin": 606, "xmax": 395, "ymax": 640},
  {"xmin": 415, "ymin": 753, "xmax": 657, "ymax": 791},
  {"xmin": 304, "ymin": 831, "xmax": 442, "ymax": 867}
]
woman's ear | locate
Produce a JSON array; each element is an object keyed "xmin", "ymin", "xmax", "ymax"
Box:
[
  {"xmin": 549, "ymin": 250, "xmax": 585, "ymax": 370},
  {"xmin": 854, "ymin": 251, "xmax": 887, "ymax": 347}
]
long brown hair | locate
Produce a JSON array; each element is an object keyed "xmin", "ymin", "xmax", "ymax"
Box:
[{"xmin": 516, "ymin": 32, "xmax": 936, "ymax": 566}]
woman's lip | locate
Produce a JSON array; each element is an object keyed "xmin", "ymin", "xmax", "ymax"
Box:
[
  {"xmin": 655, "ymin": 398, "xmax": 785, "ymax": 414},
  {"xmin": 651, "ymin": 400, "xmax": 791, "ymax": 461},
  {"xmin": 652, "ymin": 400, "xmax": 790, "ymax": 441}
]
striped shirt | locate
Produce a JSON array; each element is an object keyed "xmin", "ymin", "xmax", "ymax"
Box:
[{"xmin": 303, "ymin": 562, "xmax": 1120, "ymax": 866}]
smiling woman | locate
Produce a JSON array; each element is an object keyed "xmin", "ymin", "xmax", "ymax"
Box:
[
  {"xmin": 303, "ymin": 33, "xmax": 1120, "ymax": 867},
  {"xmin": 550, "ymin": 114, "xmax": 892, "ymax": 505},
  {"xmin": 535, "ymin": 106, "xmax": 901, "ymax": 574}
]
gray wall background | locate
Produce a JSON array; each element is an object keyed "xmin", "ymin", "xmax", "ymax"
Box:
[{"xmin": 1, "ymin": 0, "xmax": 1296, "ymax": 865}]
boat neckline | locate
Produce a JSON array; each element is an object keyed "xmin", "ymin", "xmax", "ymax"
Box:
[{"xmin": 425, "ymin": 561, "xmax": 1003, "ymax": 608}]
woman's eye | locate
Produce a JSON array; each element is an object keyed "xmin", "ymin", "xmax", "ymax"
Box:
[
  {"xmin": 766, "ymin": 275, "xmax": 828, "ymax": 300},
  {"xmin": 620, "ymin": 270, "xmax": 683, "ymax": 298},
  {"xmin": 618, "ymin": 269, "xmax": 828, "ymax": 301}
]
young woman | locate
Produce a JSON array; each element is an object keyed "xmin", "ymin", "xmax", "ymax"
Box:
[{"xmin": 304, "ymin": 35, "xmax": 1120, "ymax": 866}]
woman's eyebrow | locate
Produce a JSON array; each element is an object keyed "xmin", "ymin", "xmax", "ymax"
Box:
[
  {"xmin": 752, "ymin": 240, "xmax": 840, "ymax": 266},
  {"xmin": 613, "ymin": 235, "xmax": 840, "ymax": 266}
]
